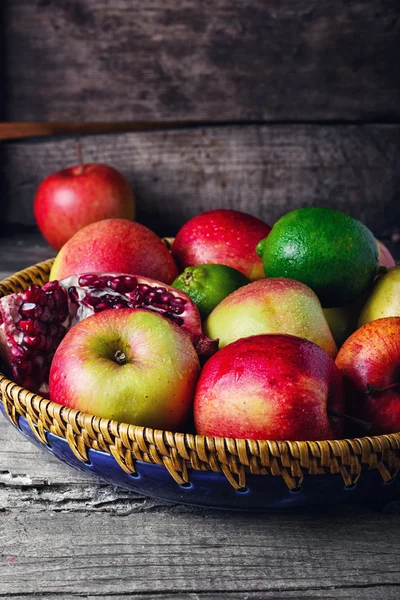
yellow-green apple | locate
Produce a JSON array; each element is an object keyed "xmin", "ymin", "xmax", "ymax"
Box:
[
  {"xmin": 194, "ymin": 334, "xmax": 344, "ymax": 440},
  {"xmin": 323, "ymin": 295, "xmax": 366, "ymax": 348},
  {"xmin": 34, "ymin": 164, "xmax": 135, "ymax": 250},
  {"xmin": 50, "ymin": 219, "xmax": 178, "ymax": 284},
  {"xmin": 203, "ymin": 278, "xmax": 338, "ymax": 358},
  {"xmin": 359, "ymin": 266, "xmax": 400, "ymax": 326},
  {"xmin": 336, "ymin": 317, "xmax": 400, "ymax": 434},
  {"xmin": 172, "ymin": 209, "xmax": 271, "ymax": 281},
  {"xmin": 49, "ymin": 308, "xmax": 200, "ymax": 429},
  {"xmin": 376, "ymin": 239, "xmax": 396, "ymax": 268}
]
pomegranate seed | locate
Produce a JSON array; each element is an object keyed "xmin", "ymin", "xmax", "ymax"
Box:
[
  {"xmin": 93, "ymin": 276, "xmax": 111, "ymax": 289},
  {"xmin": 109, "ymin": 277, "xmax": 128, "ymax": 293},
  {"xmin": 113, "ymin": 302, "xmax": 126, "ymax": 309},
  {"xmin": 155, "ymin": 287, "xmax": 167, "ymax": 295},
  {"xmin": 128, "ymin": 289, "xmax": 144, "ymax": 305},
  {"xmin": 46, "ymin": 296, "xmax": 55, "ymax": 310},
  {"xmin": 169, "ymin": 304, "xmax": 185, "ymax": 315},
  {"xmin": 54, "ymin": 289, "xmax": 68, "ymax": 307},
  {"xmin": 145, "ymin": 291, "xmax": 158, "ymax": 303},
  {"xmin": 83, "ymin": 295, "xmax": 102, "ymax": 307},
  {"xmin": 94, "ymin": 302, "xmax": 110, "ymax": 311},
  {"xmin": 21, "ymin": 286, "xmax": 41, "ymax": 304},
  {"xmin": 11, "ymin": 346, "xmax": 27, "ymax": 360},
  {"xmin": 24, "ymin": 335, "xmax": 41, "ymax": 348},
  {"xmin": 38, "ymin": 290, "xmax": 49, "ymax": 306},
  {"xmin": 18, "ymin": 320, "xmax": 36, "ymax": 334},
  {"xmin": 78, "ymin": 274, "xmax": 100, "ymax": 287},
  {"xmin": 122, "ymin": 276, "xmax": 137, "ymax": 290},
  {"xmin": 137, "ymin": 284, "xmax": 150, "ymax": 294},
  {"xmin": 160, "ymin": 294, "xmax": 172, "ymax": 303},
  {"xmin": 41, "ymin": 307, "xmax": 51, "ymax": 323},
  {"xmin": 19, "ymin": 303, "xmax": 40, "ymax": 318},
  {"xmin": 170, "ymin": 297, "xmax": 187, "ymax": 307},
  {"xmin": 42, "ymin": 281, "xmax": 60, "ymax": 293}
]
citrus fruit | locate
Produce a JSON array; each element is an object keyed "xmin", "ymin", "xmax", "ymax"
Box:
[
  {"xmin": 256, "ymin": 207, "xmax": 379, "ymax": 307},
  {"xmin": 172, "ymin": 264, "xmax": 249, "ymax": 318}
]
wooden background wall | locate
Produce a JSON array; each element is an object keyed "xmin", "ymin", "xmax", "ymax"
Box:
[{"xmin": 1, "ymin": 1, "xmax": 400, "ymax": 238}]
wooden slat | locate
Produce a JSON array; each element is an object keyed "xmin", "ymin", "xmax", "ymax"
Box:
[
  {"xmin": 0, "ymin": 122, "xmax": 183, "ymax": 141},
  {"xmin": 2, "ymin": 0, "xmax": 400, "ymax": 122},
  {"xmin": 1, "ymin": 125, "xmax": 400, "ymax": 238}
]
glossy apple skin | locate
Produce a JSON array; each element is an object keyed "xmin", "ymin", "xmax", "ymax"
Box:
[
  {"xmin": 204, "ymin": 278, "xmax": 338, "ymax": 358},
  {"xmin": 336, "ymin": 317, "xmax": 400, "ymax": 435},
  {"xmin": 194, "ymin": 334, "xmax": 344, "ymax": 441},
  {"xmin": 34, "ymin": 164, "xmax": 135, "ymax": 250},
  {"xmin": 359, "ymin": 266, "xmax": 400, "ymax": 327},
  {"xmin": 50, "ymin": 218, "xmax": 178, "ymax": 284},
  {"xmin": 376, "ymin": 239, "xmax": 396, "ymax": 268},
  {"xmin": 49, "ymin": 309, "xmax": 200, "ymax": 430},
  {"xmin": 172, "ymin": 209, "xmax": 271, "ymax": 281}
]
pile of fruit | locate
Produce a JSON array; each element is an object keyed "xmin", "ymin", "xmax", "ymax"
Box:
[{"xmin": 1, "ymin": 162, "xmax": 399, "ymax": 442}]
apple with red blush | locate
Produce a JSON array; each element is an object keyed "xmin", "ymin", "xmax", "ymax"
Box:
[
  {"xmin": 194, "ymin": 334, "xmax": 344, "ymax": 441},
  {"xmin": 336, "ymin": 317, "xmax": 400, "ymax": 434},
  {"xmin": 34, "ymin": 163, "xmax": 135, "ymax": 250},
  {"xmin": 49, "ymin": 308, "xmax": 200, "ymax": 430},
  {"xmin": 172, "ymin": 209, "xmax": 271, "ymax": 281},
  {"xmin": 50, "ymin": 218, "xmax": 178, "ymax": 284}
]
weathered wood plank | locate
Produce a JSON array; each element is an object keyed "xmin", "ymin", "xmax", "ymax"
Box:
[
  {"xmin": 2, "ymin": 1, "xmax": 400, "ymax": 121},
  {"xmin": 2, "ymin": 125, "xmax": 400, "ymax": 238},
  {"xmin": 1, "ymin": 395, "xmax": 400, "ymax": 597}
]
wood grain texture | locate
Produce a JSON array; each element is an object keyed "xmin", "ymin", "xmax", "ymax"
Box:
[
  {"xmin": 1, "ymin": 417, "xmax": 400, "ymax": 599},
  {"xmin": 2, "ymin": 0, "xmax": 400, "ymax": 121},
  {"xmin": 1, "ymin": 125, "xmax": 400, "ymax": 238}
]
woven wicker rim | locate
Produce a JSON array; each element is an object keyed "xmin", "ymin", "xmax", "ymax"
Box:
[{"xmin": 1, "ymin": 259, "xmax": 400, "ymax": 490}]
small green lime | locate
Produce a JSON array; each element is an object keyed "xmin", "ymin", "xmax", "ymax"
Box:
[
  {"xmin": 172, "ymin": 264, "xmax": 249, "ymax": 318},
  {"xmin": 256, "ymin": 207, "xmax": 379, "ymax": 307}
]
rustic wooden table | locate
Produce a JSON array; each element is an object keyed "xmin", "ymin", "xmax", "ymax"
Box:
[{"xmin": 1, "ymin": 233, "xmax": 400, "ymax": 600}]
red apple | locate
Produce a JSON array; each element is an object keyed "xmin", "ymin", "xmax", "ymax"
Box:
[
  {"xmin": 172, "ymin": 209, "xmax": 271, "ymax": 281},
  {"xmin": 49, "ymin": 308, "xmax": 200, "ymax": 430},
  {"xmin": 336, "ymin": 316, "xmax": 400, "ymax": 435},
  {"xmin": 376, "ymin": 239, "xmax": 396, "ymax": 269},
  {"xmin": 34, "ymin": 163, "xmax": 135, "ymax": 250},
  {"xmin": 194, "ymin": 334, "xmax": 344, "ymax": 440},
  {"xmin": 49, "ymin": 218, "xmax": 179, "ymax": 284}
]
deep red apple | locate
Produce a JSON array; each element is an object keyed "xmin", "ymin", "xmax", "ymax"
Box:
[
  {"xmin": 194, "ymin": 334, "xmax": 344, "ymax": 441},
  {"xmin": 34, "ymin": 163, "xmax": 135, "ymax": 250},
  {"xmin": 49, "ymin": 308, "xmax": 200, "ymax": 430},
  {"xmin": 336, "ymin": 316, "xmax": 400, "ymax": 435},
  {"xmin": 172, "ymin": 209, "xmax": 271, "ymax": 281},
  {"xmin": 49, "ymin": 218, "xmax": 179, "ymax": 284}
]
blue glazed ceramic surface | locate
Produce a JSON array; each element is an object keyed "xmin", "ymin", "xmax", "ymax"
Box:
[{"xmin": 1, "ymin": 403, "xmax": 399, "ymax": 511}]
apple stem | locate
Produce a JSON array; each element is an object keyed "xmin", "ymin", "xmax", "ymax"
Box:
[
  {"xmin": 328, "ymin": 410, "xmax": 372, "ymax": 434},
  {"xmin": 114, "ymin": 350, "xmax": 127, "ymax": 365},
  {"xmin": 76, "ymin": 140, "xmax": 84, "ymax": 174},
  {"xmin": 366, "ymin": 382, "xmax": 400, "ymax": 395}
]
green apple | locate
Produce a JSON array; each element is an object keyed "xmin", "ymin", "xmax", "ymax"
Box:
[{"xmin": 359, "ymin": 266, "xmax": 400, "ymax": 327}]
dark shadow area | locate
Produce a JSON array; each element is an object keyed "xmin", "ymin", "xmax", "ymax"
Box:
[{"xmin": 0, "ymin": 3, "xmax": 7, "ymax": 121}]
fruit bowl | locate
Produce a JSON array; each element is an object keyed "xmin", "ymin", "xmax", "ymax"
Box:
[{"xmin": 1, "ymin": 260, "xmax": 400, "ymax": 511}]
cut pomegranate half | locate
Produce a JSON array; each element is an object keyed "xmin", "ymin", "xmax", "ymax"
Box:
[{"xmin": 0, "ymin": 273, "xmax": 217, "ymax": 395}]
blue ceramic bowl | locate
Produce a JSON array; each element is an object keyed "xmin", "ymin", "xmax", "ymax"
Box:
[{"xmin": 2, "ymin": 402, "xmax": 399, "ymax": 511}]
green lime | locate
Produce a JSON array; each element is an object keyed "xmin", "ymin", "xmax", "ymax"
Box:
[
  {"xmin": 172, "ymin": 264, "xmax": 249, "ymax": 318},
  {"xmin": 256, "ymin": 207, "xmax": 379, "ymax": 308}
]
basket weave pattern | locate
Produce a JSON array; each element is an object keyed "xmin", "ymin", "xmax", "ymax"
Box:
[{"xmin": 1, "ymin": 260, "xmax": 400, "ymax": 490}]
